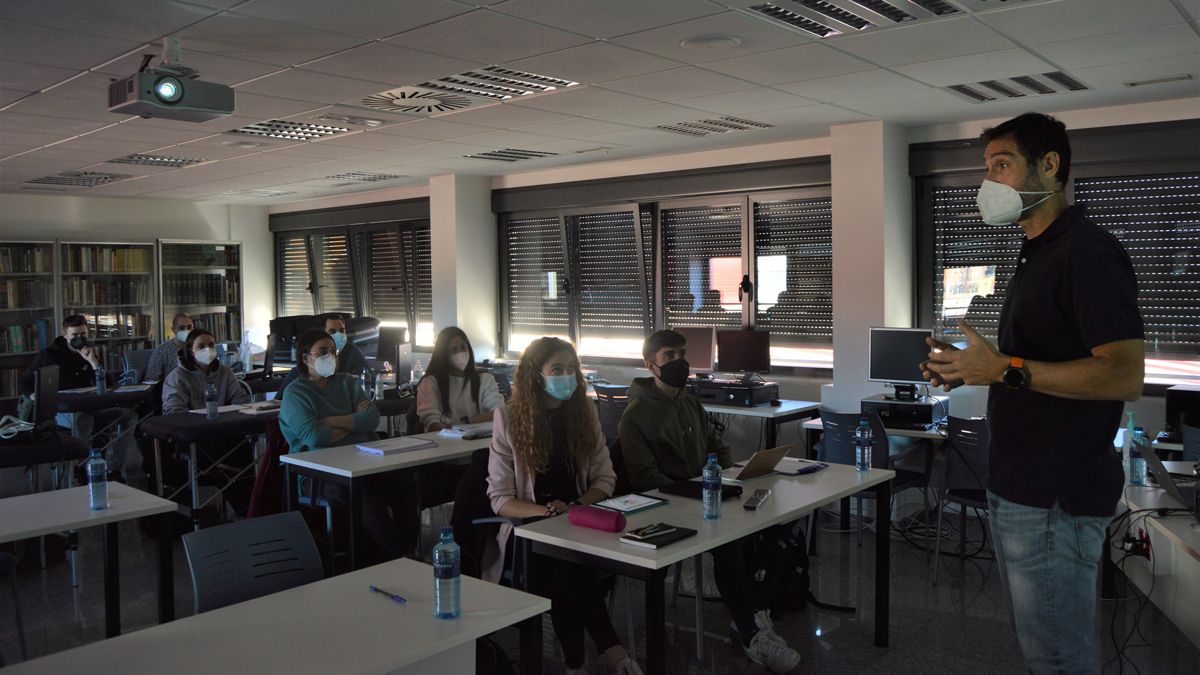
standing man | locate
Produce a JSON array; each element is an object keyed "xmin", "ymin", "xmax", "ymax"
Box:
[
  {"xmin": 277, "ymin": 314, "xmax": 367, "ymax": 400},
  {"xmin": 146, "ymin": 313, "xmax": 192, "ymax": 381},
  {"xmin": 923, "ymin": 113, "xmax": 1144, "ymax": 674}
]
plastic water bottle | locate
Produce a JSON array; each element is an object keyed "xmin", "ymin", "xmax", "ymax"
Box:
[
  {"xmin": 360, "ymin": 367, "xmax": 374, "ymax": 400},
  {"xmin": 87, "ymin": 449, "xmax": 109, "ymax": 510},
  {"xmin": 433, "ymin": 527, "xmax": 461, "ymax": 619},
  {"xmin": 205, "ymin": 382, "xmax": 219, "ymax": 420},
  {"xmin": 94, "ymin": 365, "xmax": 107, "ymax": 395},
  {"xmin": 1129, "ymin": 426, "xmax": 1148, "ymax": 486},
  {"xmin": 702, "ymin": 453, "xmax": 722, "ymax": 520},
  {"xmin": 855, "ymin": 417, "xmax": 873, "ymax": 472}
]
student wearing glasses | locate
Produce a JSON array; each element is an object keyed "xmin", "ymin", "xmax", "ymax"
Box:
[
  {"xmin": 280, "ymin": 329, "xmax": 411, "ymax": 559},
  {"xmin": 146, "ymin": 313, "xmax": 192, "ymax": 382},
  {"xmin": 277, "ymin": 314, "xmax": 367, "ymax": 401},
  {"xmin": 486, "ymin": 337, "xmax": 643, "ymax": 675},
  {"xmin": 161, "ymin": 328, "xmax": 251, "ymax": 415}
]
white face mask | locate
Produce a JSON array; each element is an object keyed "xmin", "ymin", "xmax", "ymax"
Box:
[
  {"xmin": 976, "ymin": 179, "xmax": 1056, "ymax": 226},
  {"xmin": 450, "ymin": 352, "xmax": 470, "ymax": 371},
  {"xmin": 312, "ymin": 353, "xmax": 337, "ymax": 378},
  {"xmin": 175, "ymin": 329, "xmax": 190, "ymax": 343},
  {"xmin": 193, "ymin": 347, "xmax": 216, "ymax": 366}
]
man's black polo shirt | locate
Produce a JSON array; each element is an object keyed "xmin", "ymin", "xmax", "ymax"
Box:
[{"xmin": 987, "ymin": 205, "xmax": 1144, "ymax": 517}]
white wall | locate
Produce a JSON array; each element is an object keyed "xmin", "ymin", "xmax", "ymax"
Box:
[{"xmin": 429, "ymin": 174, "xmax": 499, "ymax": 358}]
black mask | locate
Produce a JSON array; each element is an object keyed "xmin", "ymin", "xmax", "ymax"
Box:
[
  {"xmin": 655, "ymin": 358, "xmax": 690, "ymax": 389},
  {"xmin": 68, "ymin": 335, "xmax": 88, "ymax": 350}
]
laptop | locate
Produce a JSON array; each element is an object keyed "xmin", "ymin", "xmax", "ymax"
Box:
[
  {"xmin": 722, "ymin": 444, "xmax": 793, "ymax": 483},
  {"xmin": 1142, "ymin": 448, "xmax": 1198, "ymax": 522}
]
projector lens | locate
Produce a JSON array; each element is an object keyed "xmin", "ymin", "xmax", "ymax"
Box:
[{"xmin": 154, "ymin": 77, "xmax": 182, "ymax": 103}]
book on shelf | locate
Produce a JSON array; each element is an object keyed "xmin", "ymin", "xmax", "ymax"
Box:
[
  {"xmin": 1, "ymin": 319, "xmax": 53, "ymax": 354},
  {"xmin": 0, "ymin": 279, "xmax": 52, "ymax": 308},
  {"xmin": 64, "ymin": 245, "xmax": 149, "ymax": 274},
  {"xmin": 0, "ymin": 245, "xmax": 51, "ymax": 274}
]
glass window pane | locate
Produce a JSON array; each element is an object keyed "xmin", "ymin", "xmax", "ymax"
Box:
[
  {"xmin": 573, "ymin": 210, "xmax": 647, "ymax": 359},
  {"xmin": 314, "ymin": 233, "xmax": 355, "ymax": 315},
  {"xmin": 753, "ymin": 196, "xmax": 833, "ymax": 345},
  {"xmin": 357, "ymin": 229, "xmax": 410, "ymax": 335},
  {"xmin": 278, "ymin": 234, "xmax": 314, "ymax": 316},
  {"xmin": 505, "ymin": 215, "xmax": 569, "ymax": 353},
  {"xmin": 662, "ymin": 203, "xmax": 743, "ymax": 330}
]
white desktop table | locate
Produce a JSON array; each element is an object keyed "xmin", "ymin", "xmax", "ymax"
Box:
[
  {"xmin": 279, "ymin": 432, "xmax": 492, "ymax": 569},
  {"xmin": 0, "ymin": 483, "xmax": 178, "ymax": 637},
  {"xmin": 514, "ymin": 463, "xmax": 896, "ymax": 675},
  {"xmin": 702, "ymin": 399, "xmax": 821, "ymax": 448},
  {"xmin": 6, "ymin": 557, "xmax": 551, "ymax": 675}
]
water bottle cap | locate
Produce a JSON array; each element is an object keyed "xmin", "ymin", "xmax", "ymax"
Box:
[
  {"xmin": 439, "ymin": 526, "xmax": 453, "ymax": 537},
  {"xmin": 1134, "ymin": 426, "xmax": 1145, "ymax": 432},
  {"xmin": 707, "ymin": 453, "xmax": 717, "ymax": 460}
]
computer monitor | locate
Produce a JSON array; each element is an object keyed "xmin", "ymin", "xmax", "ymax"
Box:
[
  {"xmin": 375, "ymin": 326, "xmax": 407, "ymax": 368},
  {"xmin": 868, "ymin": 327, "xmax": 933, "ymax": 400},
  {"xmin": 672, "ymin": 326, "xmax": 715, "ymax": 373},
  {"xmin": 716, "ymin": 329, "xmax": 771, "ymax": 377}
]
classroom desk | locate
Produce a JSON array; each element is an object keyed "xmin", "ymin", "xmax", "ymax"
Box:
[
  {"xmin": 279, "ymin": 432, "xmax": 491, "ymax": 570},
  {"xmin": 5, "ymin": 557, "xmax": 550, "ymax": 675},
  {"xmin": 514, "ymin": 464, "xmax": 896, "ymax": 675},
  {"xmin": 55, "ymin": 385, "xmax": 155, "ymax": 413},
  {"xmin": 802, "ymin": 417, "xmax": 944, "ymax": 458},
  {"xmin": 702, "ymin": 399, "xmax": 821, "ymax": 448},
  {"xmin": 0, "ymin": 483, "xmax": 177, "ymax": 637}
]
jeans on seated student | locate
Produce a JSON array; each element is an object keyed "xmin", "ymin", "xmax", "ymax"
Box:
[{"xmin": 57, "ymin": 409, "xmax": 136, "ymax": 479}]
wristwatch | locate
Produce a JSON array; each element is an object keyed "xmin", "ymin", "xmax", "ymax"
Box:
[{"xmin": 1003, "ymin": 356, "xmax": 1029, "ymax": 389}]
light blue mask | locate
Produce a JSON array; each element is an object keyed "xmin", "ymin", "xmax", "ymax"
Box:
[
  {"xmin": 544, "ymin": 374, "xmax": 577, "ymax": 401},
  {"xmin": 330, "ymin": 331, "xmax": 347, "ymax": 350}
]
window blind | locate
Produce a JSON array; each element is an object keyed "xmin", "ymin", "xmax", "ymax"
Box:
[
  {"xmin": 505, "ymin": 215, "xmax": 569, "ymax": 349},
  {"xmin": 661, "ymin": 203, "xmax": 743, "ymax": 330},
  {"xmin": 411, "ymin": 223, "xmax": 433, "ymax": 345},
  {"xmin": 278, "ymin": 234, "xmax": 314, "ymax": 315},
  {"xmin": 1074, "ymin": 172, "xmax": 1200, "ymax": 355},
  {"xmin": 357, "ymin": 229, "xmax": 411, "ymax": 331},
  {"xmin": 572, "ymin": 210, "xmax": 648, "ymax": 357},
  {"xmin": 753, "ymin": 196, "xmax": 833, "ymax": 342},
  {"xmin": 313, "ymin": 233, "xmax": 355, "ymax": 314}
]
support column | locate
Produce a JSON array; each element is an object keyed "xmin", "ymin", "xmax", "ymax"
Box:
[{"xmin": 429, "ymin": 174, "xmax": 498, "ymax": 358}]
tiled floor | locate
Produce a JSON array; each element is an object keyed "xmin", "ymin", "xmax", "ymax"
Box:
[{"xmin": 1, "ymin": 492, "xmax": 1197, "ymax": 673}]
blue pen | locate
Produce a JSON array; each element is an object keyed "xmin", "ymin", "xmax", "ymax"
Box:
[{"xmin": 369, "ymin": 584, "xmax": 407, "ymax": 604}]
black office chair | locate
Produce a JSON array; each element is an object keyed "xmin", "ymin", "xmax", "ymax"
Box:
[
  {"xmin": 933, "ymin": 417, "xmax": 991, "ymax": 584},
  {"xmin": 1180, "ymin": 414, "xmax": 1199, "ymax": 463},
  {"xmin": 593, "ymin": 383, "xmax": 630, "ymax": 447}
]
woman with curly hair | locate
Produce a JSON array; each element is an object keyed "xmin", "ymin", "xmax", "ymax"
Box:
[{"xmin": 485, "ymin": 337, "xmax": 643, "ymax": 675}]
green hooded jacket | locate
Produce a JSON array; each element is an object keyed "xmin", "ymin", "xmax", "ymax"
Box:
[{"xmin": 618, "ymin": 377, "xmax": 732, "ymax": 493}]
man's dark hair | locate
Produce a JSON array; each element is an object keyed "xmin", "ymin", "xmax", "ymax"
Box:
[
  {"xmin": 642, "ymin": 329, "xmax": 687, "ymax": 362},
  {"xmin": 321, "ymin": 313, "xmax": 347, "ymax": 328},
  {"xmin": 63, "ymin": 314, "xmax": 88, "ymax": 329},
  {"xmin": 981, "ymin": 112, "xmax": 1071, "ymax": 186},
  {"xmin": 171, "ymin": 313, "xmax": 192, "ymax": 330},
  {"xmin": 295, "ymin": 329, "xmax": 334, "ymax": 376}
]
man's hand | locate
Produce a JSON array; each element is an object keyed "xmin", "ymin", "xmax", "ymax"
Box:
[
  {"xmin": 79, "ymin": 345, "xmax": 99, "ymax": 367},
  {"xmin": 923, "ymin": 321, "xmax": 1008, "ymax": 388},
  {"xmin": 356, "ymin": 399, "xmax": 372, "ymax": 412}
]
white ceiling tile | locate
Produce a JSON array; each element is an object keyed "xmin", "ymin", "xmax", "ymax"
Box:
[
  {"xmin": 0, "ymin": 131, "xmax": 63, "ymax": 156},
  {"xmin": 494, "ymin": 0, "xmax": 726, "ymax": 39},
  {"xmin": 172, "ymin": 13, "xmax": 366, "ymax": 67},
  {"xmin": 374, "ymin": 118, "xmax": 502, "ymax": 141},
  {"xmin": 402, "ymin": 141, "xmax": 500, "ymax": 158},
  {"xmin": 591, "ymin": 103, "xmax": 716, "ymax": 128},
  {"xmin": 0, "ymin": 112, "xmax": 114, "ymax": 138},
  {"xmin": 601, "ymin": 66, "xmax": 758, "ymax": 101},
  {"xmin": 611, "ymin": 11, "xmax": 812, "ymax": 64},
  {"xmin": 77, "ymin": 121, "xmax": 217, "ymax": 146},
  {"xmin": 300, "ymin": 43, "xmax": 482, "ymax": 87},
  {"xmin": 530, "ymin": 138, "xmax": 628, "ymax": 153},
  {"xmin": 171, "ymin": 135, "xmax": 282, "ymax": 159},
  {"xmin": 23, "ymin": 146, "xmax": 126, "ymax": 167},
  {"xmin": 1070, "ymin": 54, "xmax": 1200, "ymax": 91},
  {"xmin": 237, "ymin": 69, "xmax": 394, "ymax": 106},
  {"xmin": 0, "ymin": 0, "xmax": 219, "ymax": 43},
  {"xmin": 774, "ymin": 70, "xmax": 974, "ymax": 120},
  {"xmin": 831, "ymin": 16, "xmax": 1016, "ymax": 66},
  {"xmin": 506, "ymin": 86, "xmax": 657, "ymax": 115},
  {"xmin": 977, "ymin": 0, "xmax": 1188, "ymax": 45},
  {"xmin": 404, "ymin": 157, "xmax": 504, "ymax": 173},
  {"xmin": 894, "ymin": 48, "xmax": 1057, "ymax": 87},
  {"xmin": 459, "ymin": 129, "xmax": 572, "ymax": 148},
  {"xmin": 310, "ymin": 131, "xmax": 435, "ymax": 151},
  {"xmin": 737, "ymin": 103, "xmax": 869, "ymax": 128},
  {"xmin": 0, "ymin": 60, "xmax": 85, "ymax": 94},
  {"xmin": 94, "ymin": 50, "xmax": 285, "ymax": 87},
  {"xmin": 704, "ymin": 43, "xmax": 875, "ymax": 85},
  {"xmin": 676, "ymin": 88, "xmax": 818, "ymax": 115},
  {"xmin": 256, "ymin": 143, "xmax": 376, "ymax": 161},
  {"xmin": 434, "ymin": 102, "xmax": 575, "ymax": 129},
  {"xmin": 0, "ymin": 22, "xmax": 142, "ymax": 70},
  {"xmin": 1, "ymin": 72, "xmax": 122, "ymax": 123},
  {"xmin": 583, "ymin": 127, "xmax": 686, "ymax": 149},
  {"xmin": 385, "ymin": 10, "xmax": 592, "ymax": 64},
  {"xmin": 206, "ymin": 91, "xmax": 323, "ymax": 120},
  {"xmin": 520, "ymin": 117, "xmax": 638, "ymax": 139},
  {"xmin": 503, "ymin": 42, "xmax": 684, "ymax": 85},
  {"xmin": 235, "ymin": 0, "xmax": 471, "ymax": 40},
  {"xmin": 1031, "ymin": 24, "xmax": 1200, "ymax": 71}
]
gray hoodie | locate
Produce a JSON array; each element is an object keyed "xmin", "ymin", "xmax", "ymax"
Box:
[{"xmin": 162, "ymin": 362, "xmax": 251, "ymax": 415}]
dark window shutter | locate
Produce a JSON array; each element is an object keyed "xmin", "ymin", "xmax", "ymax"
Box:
[
  {"xmin": 411, "ymin": 223, "xmax": 433, "ymax": 346},
  {"xmin": 753, "ymin": 196, "xmax": 832, "ymax": 343},
  {"xmin": 505, "ymin": 215, "xmax": 569, "ymax": 347},
  {"xmin": 357, "ymin": 229, "xmax": 410, "ymax": 330},
  {"xmin": 313, "ymin": 233, "xmax": 355, "ymax": 314},
  {"xmin": 572, "ymin": 210, "xmax": 648, "ymax": 357},
  {"xmin": 278, "ymin": 234, "xmax": 314, "ymax": 315},
  {"xmin": 661, "ymin": 203, "xmax": 743, "ymax": 330}
]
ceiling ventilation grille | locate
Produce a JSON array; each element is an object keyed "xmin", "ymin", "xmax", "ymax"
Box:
[
  {"xmin": 108, "ymin": 153, "xmax": 206, "ymax": 167},
  {"xmin": 656, "ymin": 116, "xmax": 775, "ymax": 137},
  {"xmin": 27, "ymin": 171, "xmax": 131, "ymax": 187},
  {"xmin": 324, "ymin": 171, "xmax": 408, "ymax": 182},
  {"xmin": 747, "ymin": 0, "xmax": 959, "ymax": 38},
  {"xmin": 229, "ymin": 120, "xmax": 350, "ymax": 141},
  {"xmin": 944, "ymin": 71, "xmax": 1090, "ymax": 102},
  {"xmin": 362, "ymin": 66, "xmax": 578, "ymax": 116},
  {"xmin": 463, "ymin": 148, "xmax": 559, "ymax": 162},
  {"xmin": 221, "ymin": 188, "xmax": 295, "ymax": 197},
  {"xmin": 361, "ymin": 87, "xmax": 475, "ymax": 114}
]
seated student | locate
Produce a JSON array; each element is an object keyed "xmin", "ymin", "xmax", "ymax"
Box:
[
  {"xmin": 277, "ymin": 314, "xmax": 367, "ymax": 401},
  {"xmin": 486, "ymin": 337, "xmax": 643, "ymax": 675},
  {"xmin": 19, "ymin": 314, "xmax": 136, "ymax": 481},
  {"xmin": 146, "ymin": 313, "xmax": 192, "ymax": 382},
  {"xmin": 279, "ymin": 329, "xmax": 411, "ymax": 560},
  {"xmin": 416, "ymin": 326, "xmax": 504, "ymax": 432},
  {"xmin": 162, "ymin": 328, "xmax": 251, "ymax": 415},
  {"xmin": 619, "ymin": 329, "xmax": 801, "ymax": 673}
]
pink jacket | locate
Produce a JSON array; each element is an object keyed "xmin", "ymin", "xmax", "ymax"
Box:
[{"xmin": 482, "ymin": 404, "xmax": 616, "ymax": 583}]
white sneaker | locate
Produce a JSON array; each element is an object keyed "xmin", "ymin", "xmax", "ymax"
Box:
[
  {"xmin": 729, "ymin": 609, "xmax": 775, "ymax": 635},
  {"xmin": 744, "ymin": 630, "xmax": 801, "ymax": 673},
  {"xmin": 612, "ymin": 656, "xmax": 645, "ymax": 675}
]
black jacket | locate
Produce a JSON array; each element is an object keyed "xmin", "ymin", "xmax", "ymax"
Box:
[{"xmin": 20, "ymin": 336, "xmax": 109, "ymax": 394}]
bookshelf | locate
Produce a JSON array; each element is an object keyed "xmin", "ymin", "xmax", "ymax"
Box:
[
  {"xmin": 158, "ymin": 240, "xmax": 243, "ymax": 344},
  {"xmin": 59, "ymin": 242, "xmax": 157, "ymax": 372},
  {"xmin": 0, "ymin": 241, "xmax": 56, "ymax": 402}
]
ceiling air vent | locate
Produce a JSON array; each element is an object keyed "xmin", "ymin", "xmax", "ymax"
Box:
[
  {"xmin": 657, "ymin": 116, "xmax": 775, "ymax": 137},
  {"xmin": 361, "ymin": 87, "xmax": 476, "ymax": 114},
  {"xmin": 221, "ymin": 188, "xmax": 296, "ymax": 197},
  {"xmin": 749, "ymin": 4, "xmax": 838, "ymax": 37},
  {"xmin": 228, "ymin": 120, "xmax": 349, "ymax": 141},
  {"xmin": 462, "ymin": 148, "xmax": 558, "ymax": 162},
  {"xmin": 108, "ymin": 153, "xmax": 206, "ymax": 167},
  {"xmin": 27, "ymin": 171, "xmax": 131, "ymax": 188},
  {"xmin": 945, "ymin": 71, "xmax": 1090, "ymax": 102},
  {"xmin": 748, "ymin": 0, "xmax": 958, "ymax": 38},
  {"xmin": 324, "ymin": 171, "xmax": 408, "ymax": 182},
  {"xmin": 362, "ymin": 67, "xmax": 578, "ymax": 117}
]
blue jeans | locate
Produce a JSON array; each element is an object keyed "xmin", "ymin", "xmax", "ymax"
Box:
[{"xmin": 987, "ymin": 491, "xmax": 1112, "ymax": 675}]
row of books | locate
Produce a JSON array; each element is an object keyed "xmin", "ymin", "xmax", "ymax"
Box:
[
  {"xmin": 0, "ymin": 368, "xmax": 21, "ymax": 399},
  {"xmin": 85, "ymin": 312, "xmax": 153, "ymax": 339},
  {"xmin": 0, "ymin": 280, "xmax": 52, "ymax": 309},
  {"xmin": 63, "ymin": 246, "xmax": 150, "ymax": 273},
  {"xmin": 161, "ymin": 273, "xmax": 239, "ymax": 305},
  {"xmin": 62, "ymin": 278, "xmax": 151, "ymax": 306},
  {"xmin": 161, "ymin": 246, "xmax": 239, "ymax": 267},
  {"xmin": 191, "ymin": 311, "xmax": 242, "ymax": 342},
  {"xmin": 0, "ymin": 319, "xmax": 54, "ymax": 354},
  {"xmin": 0, "ymin": 246, "xmax": 52, "ymax": 274}
]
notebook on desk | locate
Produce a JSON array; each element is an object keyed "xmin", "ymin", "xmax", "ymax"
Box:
[{"xmin": 357, "ymin": 436, "xmax": 436, "ymax": 456}]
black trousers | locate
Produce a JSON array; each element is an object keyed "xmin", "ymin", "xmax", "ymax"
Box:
[
  {"xmin": 710, "ymin": 538, "xmax": 762, "ymax": 644},
  {"xmin": 304, "ymin": 471, "xmax": 419, "ymax": 563},
  {"xmin": 534, "ymin": 561, "xmax": 622, "ymax": 668}
]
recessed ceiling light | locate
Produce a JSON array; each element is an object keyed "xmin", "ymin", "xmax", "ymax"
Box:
[
  {"xmin": 312, "ymin": 113, "xmax": 385, "ymax": 127},
  {"xmin": 1124, "ymin": 74, "xmax": 1193, "ymax": 88},
  {"xmin": 679, "ymin": 34, "xmax": 742, "ymax": 52},
  {"xmin": 222, "ymin": 140, "xmax": 263, "ymax": 149}
]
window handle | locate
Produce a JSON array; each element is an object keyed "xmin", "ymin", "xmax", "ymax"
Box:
[
  {"xmin": 563, "ymin": 277, "xmax": 572, "ymax": 294},
  {"xmin": 738, "ymin": 275, "xmax": 754, "ymax": 302}
]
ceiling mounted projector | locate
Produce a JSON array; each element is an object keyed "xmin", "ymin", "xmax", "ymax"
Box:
[{"xmin": 108, "ymin": 37, "xmax": 234, "ymax": 122}]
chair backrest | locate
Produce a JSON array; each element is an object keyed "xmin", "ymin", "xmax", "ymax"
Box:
[
  {"xmin": 943, "ymin": 417, "xmax": 990, "ymax": 493},
  {"xmin": 594, "ymin": 396, "xmax": 629, "ymax": 447},
  {"xmin": 182, "ymin": 510, "xmax": 322, "ymax": 613},
  {"xmin": 818, "ymin": 409, "xmax": 865, "ymax": 466},
  {"xmin": 32, "ymin": 364, "xmax": 60, "ymax": 438},
  {"xmin": 450, "ymin": 448, "xmax": 497, "ymax": 579},
  {"xmin": 1180, "ymin": 414, "xmax": 1199, "ymax": 463},
  {"xmin": 593, "ymin": 383, "xmax": 630, "ymax": 402},
  {"xmin": 122, "ymin": 349, "xmax": 153, "ymax": 382},
  {"xmin": 262, "ymin": 334, "xmax": 276, "ymax": 376},
  {"xmin": 607, "ymin": 437, "xmax": 630, "ymax": 497},
  {"xmin": 492, "ymin": 372, "xmax": 511, "ymax": 399}
]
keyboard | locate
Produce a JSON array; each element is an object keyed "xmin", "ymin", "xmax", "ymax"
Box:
[{"xmin": 884, "ymin": 422, "xmax": 934, "ymax": 431}]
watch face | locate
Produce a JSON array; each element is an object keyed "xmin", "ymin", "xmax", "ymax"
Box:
[{"xmin": 1004, "ymin": 366, "xmax": 1025, "ymax": 387}]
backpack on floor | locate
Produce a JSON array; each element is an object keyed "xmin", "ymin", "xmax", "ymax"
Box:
[
  {"xmin": 750, "ymin": 522, "xmax": 855, "ymax": 615},
  {"xmin": 476, "ymin": 636, "xmax": 515, "ymax": 675}
]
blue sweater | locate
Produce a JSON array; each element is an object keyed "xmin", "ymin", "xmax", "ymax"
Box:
[{"xmin": 279, "ymin": 373, "xmax": 380, "ymax": 455}]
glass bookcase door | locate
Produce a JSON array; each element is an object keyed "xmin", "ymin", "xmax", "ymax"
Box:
[
  {"xmin": 59, "ymin": 242, "xmax": 156, "ymax": 371},
  {"xmin": 0, "ymin": 241, "xmax": 56, "ymax": 402},
  {"xmin": 159, "ymin": 241, "xmax": 242, "ymax": 344}
]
